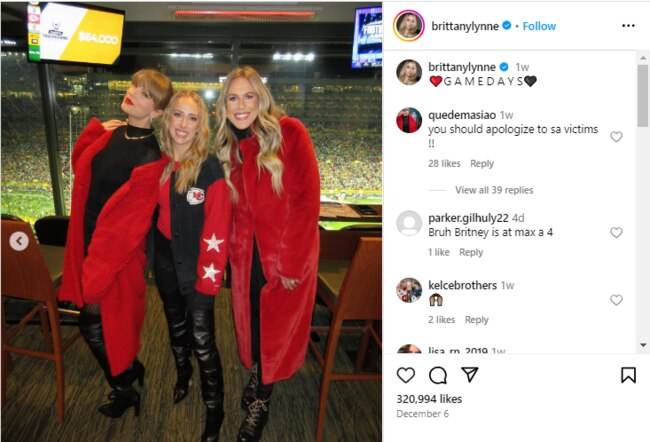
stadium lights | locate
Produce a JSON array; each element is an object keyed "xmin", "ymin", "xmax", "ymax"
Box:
[
  {"xmin": 273, "ymin": 52, "xmax": 315, "ymax": 62},
  {"xmin": 169, "ymin": 53, "xmax": 214, "ymax": 59}
]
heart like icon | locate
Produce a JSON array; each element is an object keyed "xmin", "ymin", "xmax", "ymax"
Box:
[
  {"xmin": 610, "ymin": 227, "xmax": 623, "ymax": 238},
  {"xmin": 610, "ymin": 131, "xmax": 623, "ymax": 142},
  {"xmin": 429, "ymin": 75, "xmax": 443, "ymax": 87},
  {"xmin": 397, "ymin": 367, "xmax": 415, "ymax": 383},
  {"xmin": 524, "ymin": 76, "xmax": 537, "ymax": 87},
  {"xmin": 610, "ymin": 294, "xmax": 623, "ymax": 306}
]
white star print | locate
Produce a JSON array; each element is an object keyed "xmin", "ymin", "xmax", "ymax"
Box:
[
  {"xmin": 202, "ymin": 263, "xmax": 220, "ymax": 282},
  {"xmin": 203, "ymin": 234, "xmax": 224, "ymax": 253}
]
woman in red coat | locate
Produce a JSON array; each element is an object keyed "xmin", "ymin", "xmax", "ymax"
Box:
[
  {"xmin": 215, "ymin": 66, "xmax": 321, "ymax": 442},
  {"xmin": 60, "ymin": 69, "xmax": 173, "ymax": 418}
]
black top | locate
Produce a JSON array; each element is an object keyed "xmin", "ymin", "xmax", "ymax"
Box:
[
  {"xmin": 232, "ymin": 124, "xmax": 251, "ymax": 142},
  {"xmin": 402, "ymin": 115, "xmax": 410, "ymax": 133},
  {"xmin": 84, "ymin": 124, "xmax": 161, "ymax": 252},
  {"xmin": 232, "ymin": 124, "xmax": 251, "ymax": 162}
]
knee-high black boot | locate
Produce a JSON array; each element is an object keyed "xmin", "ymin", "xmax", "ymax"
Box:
[
  {"xmin": 163, "ymin": 303, "xmax": 193, "ymax": 403},
  {"xmin": 191, "ymin": 309, "xmax": 224, "ymax": 442},
  {"xmin": 79, "ymin": 311, "xmax": 144, "ymax": 418}
]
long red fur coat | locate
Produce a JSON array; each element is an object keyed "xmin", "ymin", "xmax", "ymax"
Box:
[
  {"xmin": 230, "ymin": 117, "xmax": 321, "ymax": 384},
  {"xmin": 60, "ymin": 118, "xmax": 167, "ymax": 376}
]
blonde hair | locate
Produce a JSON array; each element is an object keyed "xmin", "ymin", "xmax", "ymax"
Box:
[
  {"xmin": 214, "ymin": 65, "xmax": 286, "ymax": 200},
  {"xmin": 131, "ymin": 69, "xmax": 174, "ymax": 111},
  {"xmin": 159, "ymin": 91, "xmax": 211, "ymax": 194},
  {"xmin": 399, "ymin": 60, "xmax": 417, "ymax": 84},
  {"xmin": 398, "ymin": 13, "xmax": 418, "ymax": 38}
]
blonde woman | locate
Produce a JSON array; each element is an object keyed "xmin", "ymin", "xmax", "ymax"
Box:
[
  {"xmin": 61, "ymin": 69, "xmax": 173, "ymax": 418},
  {"xmin": 154, "ymin": 91, "xmax": 231, "ymax": 442},
  {"xmin": 398, "ymin": 12, "xmax": 421, "ymax": 39},
  {"xmin": 398, "ymin": 60, "xmax": 419, "ymax": 85},
  {"xmin": 215, "ymin": 66, "xmax": 320, "ymax": 442}
]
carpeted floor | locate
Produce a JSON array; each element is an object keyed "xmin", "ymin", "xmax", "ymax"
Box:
[{"xmin": 1, "ymin": 286, "xmax": 381, "ymax": 441}]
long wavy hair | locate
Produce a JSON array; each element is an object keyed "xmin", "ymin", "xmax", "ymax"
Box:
[
  {"xmin": 158, "ymin": 90, "xmax": 211, "ymax": 194},
  {"xmin": 214, "ymin": 66, "xmax": 286, "ymax": 200},
  {"xmin": 399, "ymin": 60, "xmax": 417, "ymax": 84},
  {"xmin": 398, "ymin": 13, "xmax": 418, "ymax": 38}
]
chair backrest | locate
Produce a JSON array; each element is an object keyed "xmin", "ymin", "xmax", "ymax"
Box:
[
  {"xmin": 319, "ymin": 229, "xmax": 381, "ymax": 261},
  {"xmin": 336, "ymin": 237, "xmax": 382, "ymax": 321},
  {"xmin": 1, "ymin": 214, "xmax": 25, "ymax": 222},
  {"xmin": 34, "ymin": 215, "xmax": 70, "ymax": 247},
  {"xmin": 1, "ymin": 220, "xmax": 55, "ymax": 302}
]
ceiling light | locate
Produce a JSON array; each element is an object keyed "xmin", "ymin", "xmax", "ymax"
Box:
[{"xmin": 174, "ymin": 9, "xmax": 315, "ymax": 21}]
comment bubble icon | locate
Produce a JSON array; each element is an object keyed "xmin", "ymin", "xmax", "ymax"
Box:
[{"xmin": 429, "ymin": 366, "xmax": 448, "ymax": 384}]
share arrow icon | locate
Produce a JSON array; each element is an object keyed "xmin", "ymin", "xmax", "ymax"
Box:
[{"xmin": 462, "ymin": 367, "xmax": 479, "ymax": 383}]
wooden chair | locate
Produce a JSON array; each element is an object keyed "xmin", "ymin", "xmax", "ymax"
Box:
[
  {"xmin": 309, "ymin": 237, "xmax": 382, "ymax": 442},
  {"xmin": 34, "ymin": 215, "xmax": 70, "ymax": 247},
  {"xmin": 1, "ymin": 219, "xmax": 81, "ymax": 423}
]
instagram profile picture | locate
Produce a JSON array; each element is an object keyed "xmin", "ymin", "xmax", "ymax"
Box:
[
  {"xmin": 398, "ymin": 344, "xmax": 422, "ymax": 354},
  {"xmin": 396, "ymin": 210, "xmax": 422, "ymax": 236},
  {"xmin": 396, "ymin": 107, "xmax": 422, "ymax": 134},
  {"xmin": 394, "ymin": 10, "xmax": 424, "ymax": 41},
  {"xmin": 396, "ymin": 277, "xmax": 422, "ymax": 303},
  {"xmin": 396, "ymin": 59, "xmax": 422, "ymax": 85}
]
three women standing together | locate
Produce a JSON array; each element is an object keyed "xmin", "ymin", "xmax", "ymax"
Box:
[{"xmin": 61, "ymin": 66, "xmax": 320, "ymax": 441}]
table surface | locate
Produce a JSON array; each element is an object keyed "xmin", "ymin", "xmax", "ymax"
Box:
[{"xmin": 39, "ymin": 244, "xmax": 65, "ymax": 286}]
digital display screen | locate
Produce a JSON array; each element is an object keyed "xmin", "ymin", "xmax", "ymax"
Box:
[
  {"xmin": 27, "ymin": 2, "xmax": 125, "ymax": 66},
  {"xmin": 351, "ymin": 6, "xmax": 383, "ymax": 69}
]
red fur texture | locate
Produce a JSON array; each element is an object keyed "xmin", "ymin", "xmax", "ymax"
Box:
[
  {"xmin": 229, "ymin": 117, "xmax": 321, "ymax": 384},
  {"xmin": 60, "ymin": 118, "xmax": 167, "ymax": 375}
]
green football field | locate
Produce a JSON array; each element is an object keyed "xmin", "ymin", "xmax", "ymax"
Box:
[{"xmin": 1, "ymin": 191, "xmax": 56, "ymax": 224}]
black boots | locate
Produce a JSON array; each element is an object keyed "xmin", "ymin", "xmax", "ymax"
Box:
[
  {"xmin": 192, "ymin": 309, "xmax": 225, "ymax": 442},
  {"xmin": 79, "ymin": 311, "xmax": 143, "ymax": 418},
  {"xmin": 241, "ymin": 362, "xmax": 259, "ymax": 410},
  {"xmin": 163, "ymin": 303, "xmax": 193, "ymax": 403},
  {"xmin": 100, "ymin": 359, "xmax": 144, "ymax": 417},
  {"xmin": 237, "ymin": 386, "xmax": 272, "ymax": 442},
  {"xmin": 238, "ymin": 363, "xmax": 273, "ymax": 442}
]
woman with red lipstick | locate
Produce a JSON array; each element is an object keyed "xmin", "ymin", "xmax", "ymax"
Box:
[
  {"xmin": 60, "ymin": 69, "xmax": 173, "ymax": 418},
  {"xmin": 215, "ymin": 66, "xmax": 320, "ymax": 442},
  {"xmin": 153, "ymin": 91, "xmax": 231, "ymax": 442}
]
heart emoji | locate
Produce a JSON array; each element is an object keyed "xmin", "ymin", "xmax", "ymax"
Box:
[
  {"xmin": 524, "ymin": 76, "xmax": 537, "ymax": 87},
  {"xmin": 430, "ymin": 76, "xmax": 443, "ymax": 87},
  {"xmin": 610, "ymin": 227, "xmax": 623, "ymax": 238},
  {"xmin": 610, "ymin": 294, "xmax": 623, "ymax": 306},
  {"xmin": 610, "ymin": 131, "xmax": 623, "ymax": 142},
  {"xmin": 397, "ymin": 367, "xmax": 415, "ymax": 383}
]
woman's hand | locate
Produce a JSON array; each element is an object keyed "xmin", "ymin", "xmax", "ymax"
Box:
[
  {"xmin": 280, "ymin": 275, "xmax": 300, "ymax": 291},
  {"xmin": 102, "ymin": 119, "xmax": 127, "ymax": 131}
]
